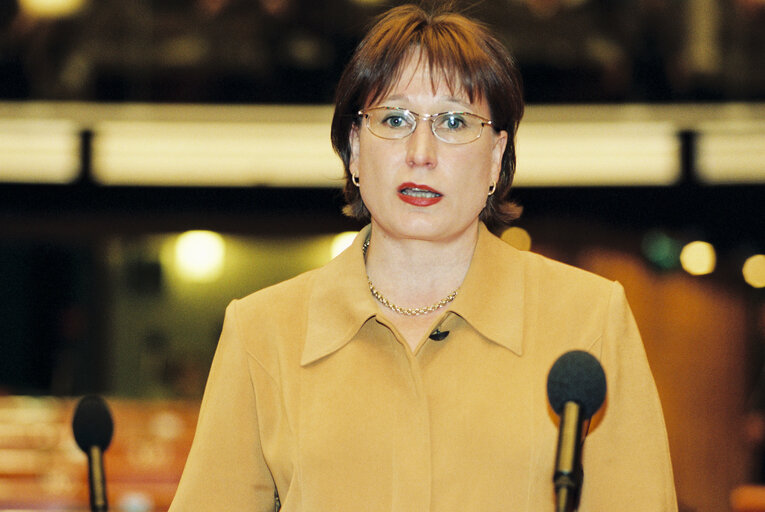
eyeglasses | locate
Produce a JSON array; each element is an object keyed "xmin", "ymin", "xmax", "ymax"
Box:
[{"xmin": 358, "ymin": 107, "xmax": 494, "ymax": 145}]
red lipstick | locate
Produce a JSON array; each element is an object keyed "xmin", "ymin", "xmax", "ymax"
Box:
[{"xmin": 397, "ymin": 182, "xmax": 443, "ymax": 207}]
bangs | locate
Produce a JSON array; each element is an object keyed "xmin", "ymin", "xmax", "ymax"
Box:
[{"xmin": 360, "ymin": 14, "xmax": 493, "ymax": 109}]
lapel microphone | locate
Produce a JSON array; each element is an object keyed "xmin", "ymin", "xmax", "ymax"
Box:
[{"xmin": 428, "ymin": 328, "xmax": 450, "ymax": 341}]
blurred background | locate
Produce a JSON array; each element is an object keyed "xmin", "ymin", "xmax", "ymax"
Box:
[{"xmin": 0, "ymin": 0, "xmax": 763, "ymax": 511}]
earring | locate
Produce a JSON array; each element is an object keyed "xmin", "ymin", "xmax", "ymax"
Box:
[
  {"xmin": 352, "ymin": 174, "xmax": 360, "ymax": 187},
  {"xmin": 488, "ymin": 182, "xmax": 496, "ymax": 196}
]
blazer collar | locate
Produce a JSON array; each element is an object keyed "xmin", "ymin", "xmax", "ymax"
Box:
[
  {"xmin": 301, "ymin": 223, "xmax": 525, "ymax": 365},
  {"xmin": 301, "ymin": 225, "xmax": 377, "ymax": 365},
  {"xmin": 449, "ymin": 222, "xmax": 525, "ymax": 357}
]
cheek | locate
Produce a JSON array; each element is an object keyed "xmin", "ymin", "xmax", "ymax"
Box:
[
  {"xmin": 356, "ymin": 138, "xmax": 406, "ymax": 183},
  {"xmin": 452, "ymin": 167, "xmax": 491, "ymax": 210},
  {"xmin": 467, "ymin": 179, "xmax": 491, "ymax": 208},
  {"xmin": 455, "ymin": 147, "xmax": 495, "ymax": 182},
  {"xmin": 355, "ymin": 137, "xmax": 382, "ymax": 174}
]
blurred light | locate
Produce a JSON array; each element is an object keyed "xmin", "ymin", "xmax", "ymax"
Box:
[
  {"xmin": 697, "ymin": 124, "xmax": 765, "ymax": 184},
  {"xmin": 175, "ymin": 231, "xmax": 225, "ymax": 282},
  {"xmin": 19, "ymin": 0, "xmax": 88, "ymax": 18},
  {"xmin": 116, "ymin": 492, "xmax": 154, "ymax": 512},
  {"xmin": 680, "ymin": 241, "xmax": 716, "ymax": 276},
  {"xmin": 331, "ymin": 232, "xmax": 358, "ymax": 259},
  {"xmin": 743, "ymin": 254, "xmax": 765, "ymax": 288},
  {"xmin": 40, "ymin": 470, "xmax": 77, "ymax": 496},
  {"xmin": 501, "ymin": 226, "xmax": 532, "ymax": 251},
  {"xmin": 0, "ymin": 448, "xmax": 44, "ymax": 474},
  {"xmin": 93, "ymin": 114, "xmax": 343, "ymax": 187},
  {"xmin": 4, "ymin": 102, "xmax": 764, "ymax": 188},
  {"xmin": 515, "ymin": 121, "xmax": 680, "ymax": 186},
  {"xmin": 149, "ymin": 411, "xmax": 184, "ymax": 441},
  {"xmin": 641, "ymin": 231, "xmax": 681, "ymax": 270},
  {"xmin": 0, "ymin": 120, "xmax": 80, "ymax": 183},
  {"xmin": 0, "ymin": 396, "xmax": 61, "ymax": 423}
]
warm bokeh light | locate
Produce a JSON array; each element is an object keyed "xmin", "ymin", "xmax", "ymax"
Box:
[
  {"xmin": 0, "ymin": 119, "xmax": 80, "ymax": 183},
  {"xmin": 331, "ymin": 231, "xmax": 359, "ymax": 259},
  {"xmin": 515, "ymin": 121, "xmax": 680, "ymax": 186},
  {"xmin": 679, "ymin": 241, "xmax": 717, "ymax": 276},
  {"xmin": 19, "ymin": 0, "xmax": 88, "ymax": 18},
  {"xmin": 501, "ymin": 226, "xmax": 532, "ymax": 251},
  {"xmin": 743, "ymin": 254, "xmax": 765, "ymax": 288},
  {"xmin": 93, "ymin": 113, "xmax": 343, "ymax": 188},
  {"xmin": 174, "ymin": 231, "xmax": 225, "ymax": 282}
]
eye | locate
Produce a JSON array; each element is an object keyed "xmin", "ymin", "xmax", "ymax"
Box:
[
  {"xmin": 380, "ymin": 112, "xmax": 412, "ymax": 129},
  {"xmin": 437, "ymin": 113, "xmax": 469, "ymax": 131}
]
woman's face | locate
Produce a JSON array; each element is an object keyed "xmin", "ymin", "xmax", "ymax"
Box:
[{"xmin": 349, "ymin": 56, "xmax": 507, "ymax": 245}]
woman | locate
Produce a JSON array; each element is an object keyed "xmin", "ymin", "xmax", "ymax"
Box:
[{"xmin": 170, "ymin": 5, "xmax": 677, "ymax": 511}]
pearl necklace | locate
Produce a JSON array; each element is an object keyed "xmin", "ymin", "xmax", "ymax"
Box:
[{"xmin": 363, "ymin": 238, "xmax": 458, "ymax": 316}]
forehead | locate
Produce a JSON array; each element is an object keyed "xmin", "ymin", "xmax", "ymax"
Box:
[
  {"xmin": 367, "ymin": 50, "xmax": 482, "ymax": 107},
  {"xmin": 388, "ymin": 57, "xmax": 461, "ymax": 99}
]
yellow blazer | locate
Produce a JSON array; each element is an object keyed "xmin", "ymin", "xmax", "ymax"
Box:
[{"xmin": 170, "ymin": 223, "xmax": 677, "ymax": 511}]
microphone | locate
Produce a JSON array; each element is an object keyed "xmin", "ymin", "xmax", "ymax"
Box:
[
  {"xmin": 428, "ymin": 328, "xmax": 449, "ymax": 341},
  {"xmin": 546, "ymin": 351, "xmax": 607, "ymax": 512},
  {"xmin": 72, "ymin": 395, "xmax": 114, "ymax": 512}
]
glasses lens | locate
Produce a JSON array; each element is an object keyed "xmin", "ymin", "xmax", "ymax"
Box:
[
  {"xmin": 366, "ymin": 108, "xmax": 415, "ymax": 139},
  {"xmin": 432, "ymin": 113, "xmax": 483, "ymax": 144}
]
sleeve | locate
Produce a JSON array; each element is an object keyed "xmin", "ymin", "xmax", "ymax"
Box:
[
  {"xmin": 169, "ymin": 300, "xmax": 276, "ymax": 511},
  {"xmin": 579, "ymin": 281, "xmax": 678, "ymax": 512}
]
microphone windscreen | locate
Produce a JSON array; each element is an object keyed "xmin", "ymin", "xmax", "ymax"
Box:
[
  {"xmin": 72, "ymin": 395, "xmax": 114, "ymax": 452},
  {"xmin": 547, "ymin": 350, "xmax": 607, "ymax": 420}
]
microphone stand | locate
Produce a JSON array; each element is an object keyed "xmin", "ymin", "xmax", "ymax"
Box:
[
  {"xmin": 88, "ymin": 445, "xmax": 108, "ymax": 512},
  {"xmin": 554, "ymin": 401, "xmax": 583, "ymax": 512}
]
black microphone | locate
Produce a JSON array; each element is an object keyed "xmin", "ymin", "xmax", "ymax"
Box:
[
  {"xmin": 72, "ymin": 395, "xmax": 114, "ymax": 512},
  {"xmin": 428, "ymin": 328, "xmax": 449, "ymax": 341},
  {"xmin": 546, "ymin": 351, "xmax": 607, "ymax": 512}
]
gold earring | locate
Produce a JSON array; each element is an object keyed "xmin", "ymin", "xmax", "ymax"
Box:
[
  {"xmin": 352, "ymin": 174, "xmax": 360, "ymax": 187},
  {"xmin": 488, "ymin": 182, "xmax": 496, "ymax": 196}
]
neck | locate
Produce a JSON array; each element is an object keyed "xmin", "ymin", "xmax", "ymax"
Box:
[{"xmin": 364, "ymin": 222, "xmax": 479, "ymax": 310}]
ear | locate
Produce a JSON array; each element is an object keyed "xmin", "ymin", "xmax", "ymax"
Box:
[
  {"xmin": 490, "ymin": 130, "xmax": 508, "ymax": 184},
  {"xmin": 349, "ymin": 124, "xmax": 360, "ymax": 177}
]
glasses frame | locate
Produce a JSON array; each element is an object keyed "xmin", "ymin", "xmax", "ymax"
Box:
[{"xmin": 357, "ymin": 106, "xmax": 494, "ymax": 145}]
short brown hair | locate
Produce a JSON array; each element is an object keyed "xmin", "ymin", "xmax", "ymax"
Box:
[{"xmin": 330, "ymin": 4, "xmax": 524, "ymax": 233}]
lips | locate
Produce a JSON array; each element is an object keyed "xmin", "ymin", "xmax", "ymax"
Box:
[{"xmin": 397, "ymin": 182, "xmax": 443, "ymax": 207}]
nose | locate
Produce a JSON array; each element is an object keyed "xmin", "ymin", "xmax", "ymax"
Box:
[{"xmin": 405, "ymin": 120, "xmax": 438, "ymax": 169}]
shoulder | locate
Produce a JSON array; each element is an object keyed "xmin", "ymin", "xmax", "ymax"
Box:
[
  {"xmin": 482, "ymin": 233, "xmax": 626, "ymax": 352},
  {"xmin": 518, "ymin": 248, "xmax": 615, "ymax": 295},
  {"xmin": 235, "ymin": 266, "xmax": 320, "ymax": 316},
  {"xmin": 220, "ymin": 267, "xmax": 322, "ymax": 370},
  {"xmin": 484, "ymin": 229, "xmax": 616, "ymax": 297},
  {"xmin": 518, "ymin": 247, "xmax": 620, "ymax": 319},
  {"xmin": 218, "ymin": 231, "xmax": 372, "ymax": 370}
]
